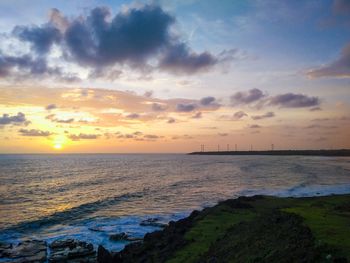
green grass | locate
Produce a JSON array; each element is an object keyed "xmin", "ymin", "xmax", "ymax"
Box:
[
  {"xmin": 282, "ymin": 195, "xmax": 350, "ymax": 258},
  {"xmin": 167, "ymin": 195, "xmax": 350, "ymax": 262},
  {"xmin": 167, "ymin": 205, "xmax": 255, "ymax": 263}
]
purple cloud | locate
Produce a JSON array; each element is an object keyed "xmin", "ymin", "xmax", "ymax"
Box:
[
  {"xmin": 230, "ymin": 88, "xmax": 266, "ymax": 106},
  {"xmin": 176, "ymin": 103, "xmax": 197, "ymax": 112},
  {"xmin": 269, "ymin": 93, "xmax": 319, "ymax": 108},
  {"xmin": 19, "ymin": 128, "xmax": 53, "ymax": 137},
  {"xmin": 251, "ymin": 112, "xmax": 275, "ymax": 120},
  {"xmin": 0, "ymin": 112, "xmax": 28, "ymax": 125},
  {"xmin": 232, "ymin": 111, "xmax": 248, "ymax": 120},
  {"xmin": 307, "ymin": 42, "xmax": 350, "ymax": 78},
  {"xmin": 68, "ymin": 133, "xmax": 100, "ymax": 140}
]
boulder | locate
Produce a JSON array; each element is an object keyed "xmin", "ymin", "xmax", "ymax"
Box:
[
  {"xmin": 49, "ymin": 239, "xmax": 95, "ymax": 263},
  {"xmin": 97, "ymin": 245, "xmax": 113, "ymax": 263},
  {"xmin": 0, "ymin": 240, "xmax": 47, "ymax": 263},
  {"xmin": 49, "ymin": 238, "xmax": 75, "ymax": 249}
]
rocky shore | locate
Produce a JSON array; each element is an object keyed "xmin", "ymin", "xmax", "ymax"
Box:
[
  {"xmin": 0, "ymin": 238, "xmax": 96, "ymax": 263},
  {"xmin": 1, "ymin": 194, "xmax": 349, "ymax": 263},
  {"xmin": 97, "ymin": 194, "xmax": 350, "ymax": 263}
]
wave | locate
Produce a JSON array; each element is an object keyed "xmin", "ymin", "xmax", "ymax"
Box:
[{"xmin": 0, "ymin": 191, "xmax": 145, "ymax": 234}]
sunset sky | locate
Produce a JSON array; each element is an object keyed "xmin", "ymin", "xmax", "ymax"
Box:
[{"xmin": 0, "ymin": 0, "xmax": 349, "ymax": 153}]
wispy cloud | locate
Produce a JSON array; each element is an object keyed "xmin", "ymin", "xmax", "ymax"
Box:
[
  {"xmin": 307, "ymin": 42, "xmax": 350, "ymax": 78},
  {"xmin": 19, "ymin": 128, "xmax": 53, "ymax": 137},
  {"xmin": 251, "ymin": 111, "xmax": 275, "ymax": 120}
]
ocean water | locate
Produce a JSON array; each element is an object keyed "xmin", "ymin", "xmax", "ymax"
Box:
[{"xmin": 0, "ymin": 154, "xmax": 350, "ymax": 251}]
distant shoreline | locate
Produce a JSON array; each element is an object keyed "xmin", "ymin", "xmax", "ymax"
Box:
[{"xmin": 189, "ymin": 149, "xmax": 350, "ymax": 156}]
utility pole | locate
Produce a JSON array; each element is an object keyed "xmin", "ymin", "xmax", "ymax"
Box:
[{"xmin": 271, "ymin": 143, "xmax": 274, "ymax": 151}]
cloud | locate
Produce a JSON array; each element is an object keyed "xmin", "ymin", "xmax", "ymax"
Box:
[
  {"xmin": 116, "ymin": 133, "xmax": 135, "ymax": 139},
  {"xmin": 268, "ymin": 93, "xmax": 319, "ymax": 108},
  {"xmin": 144, "ymin": 90, "xmax": 153, "ymax": 98},
  {"xmin": 304, "ymin": 124, "xmax": 337, "ymax": 129},
  {"xmin": 306, "ymin": 42, "xmax": 350, "ymax": 78},
  {"xmin": 46, "ymin": 114, "xmax": 74, "ymax": 123},
  {"xmin": 0, "ymin": 54, "xmax": 80, "ymax": 81},
  {"xmin": 62, "ymin": 5, "xmax": 174, "ymax": 68},
  {"xmin": 45, "ymin": 104, "xmax": 57, "ymax": 110},
  {"xmin": 125, "ymin": 113, "xmax": 140, "ymax": 119},
  {"xmin": 171, "ymin": 134, "xmax": 193, "ymax": 140},
  {"xmin": 0, "ymin": 86, "xmax": 221, "ymax": 127},
  {"xmin": 143, "ymin": 134, "xmax": 159, "ymax": 140},
  {"xmin": 1, "ymin": 4, "xmax": 229, "ymax": 81},
  {"xmin": 200, "ymin": 96, "xmax": 216, "ymax": 106},
  {"xmin": 230, "ymin": 88, "xmax": 266, "ymax": 106},
  {"xmin": 249, "ymin": 124, "xmax": 261, "ymax": 129},
  {"xmin": 167, "ymin": 117, "xmax": 176, "ymax": 123},
  {"xmin": 55, "ymin": 118, "xmax": 75, "ymax": 124},
  {"xmin": 68, "ymin": 133, "xmax": 100, "ymax": 141},
  {"xmin": 176, "ymin": 103, "xmax": 197, "ymax": 112},
  {"xmin": 152, "ymin": 102, "xmax": 167, "ymax": 111},
  {"xmin": 13, "ymin": 24, "xmax": 61, "ymax": 55},
  {"xmin": 19, "ymin": 128, "xmax": 52, "ymax": 137},
  {"xmin": 333, "ymin": 0, "xmax": 350, "ymax": 15},
  {"xmin": 192, "ymin": 112, "xmax": 202, "ymax": 119},
  {"xmin": 158, "ymin": 43, "xmax": 218, "ymax": 74},
  {"xmin": 232, "ymin": 111, "xmax": 248, "ymax": 120},
  {"xmin": 251, "ymin": 111, "xmax": 275, "ymax": 120},
  {"xmin": 229, "ymin": 89, "xmax": 320, "ymax": 109},
  {"xmin": 0, "ymin": 112, "xmax": 28, "ymax": 126},
  {"xmin": 309, "ymin": 107, "xmax": 322, "ymax": 111},
  {"xmin": 218, "ymin": 133, "xmax": 228, "ymax": 136},
  {"xmin": 114, "ymin": 131, "xmax": 161, "ymax": 141},
  {"xmin": 199, "ymin": 96, "xmax": 220, "ymax": 107}
]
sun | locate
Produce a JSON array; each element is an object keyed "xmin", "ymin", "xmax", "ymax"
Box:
[
  {"xmin": 53, "ymin": 143, "xmax": 62, "ymax": 150},
  {"xmin": 52, "ymin": 135, "xmax": 66, "ymax": 150}
]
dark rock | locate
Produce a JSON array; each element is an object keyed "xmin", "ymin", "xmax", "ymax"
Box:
[
  {"xmin": 0, "ymin": 242, "xmax": 12, "ymax": 258},
  {"xmin": 334, "ymin": 257, "xmax": 348, "ymax": 263},
  {"xmin": 49, "ymin": 238, "xmax": 75, "ymax": 249},
  {"xmin": 140, "ymin": 218, "xmax": 167, "ymax": 228},
  {"xmin": 49, "ymin": 239, "xmax": 96, "ymax": 263},
  {"xmin": 109, "ymin": 232, "xmax": 143, "ymax": 242},
  {"xmin": 220, "ymin": 198, "xmax": 253, "ymax": 209},
  {"xmin": 0, "ymin": 240, "xmax": 47, "ymax": 263},
  {"xmin": 97, "ymin": 245, "xmax": 113, "ymax": 263},
  {"xmin": 102, "ymin": 210, "xmax": 197, "ymax": 262},
  {"xmin": 109, "ymin": 232, "xmax": 128, "ymax": 241}
]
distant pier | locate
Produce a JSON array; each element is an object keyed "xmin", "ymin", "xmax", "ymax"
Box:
[{"xmin": 189, "ymin": 149, "xmax": 350, "ymax": 157}]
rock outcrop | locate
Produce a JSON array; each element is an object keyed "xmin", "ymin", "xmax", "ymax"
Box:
[{"xmin": 0, "ymin": 239, "xmax": 96, "ymax": 263}]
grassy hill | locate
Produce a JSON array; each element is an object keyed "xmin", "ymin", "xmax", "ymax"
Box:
[{"xmin": 98, "ymin": 194, "xmax": 350, "ymax": 263}]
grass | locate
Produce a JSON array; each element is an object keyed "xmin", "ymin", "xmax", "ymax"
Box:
[
  {"xmin": 167, "ymin": 205, "xmax": 255, "ymax": 263},
  {"xmin": 167, "ymin": 195, "xmax": 350, "ymax": 262},
  {"xmin": 282, "ymin": 195, "xmax": 350, "ymax": 258},
  {"xmin": 109, "ymin": 194, "xmax": 350, "ymax": 262}
]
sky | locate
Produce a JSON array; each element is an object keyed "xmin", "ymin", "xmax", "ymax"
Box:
[{"xmin": 0, "ymin": 0, "xmax": 349, "ymax": 153}]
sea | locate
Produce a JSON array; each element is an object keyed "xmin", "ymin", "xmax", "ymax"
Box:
[{"xmin": 0, "ymin": 154, "xmax": 350, "ymax": 251}]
